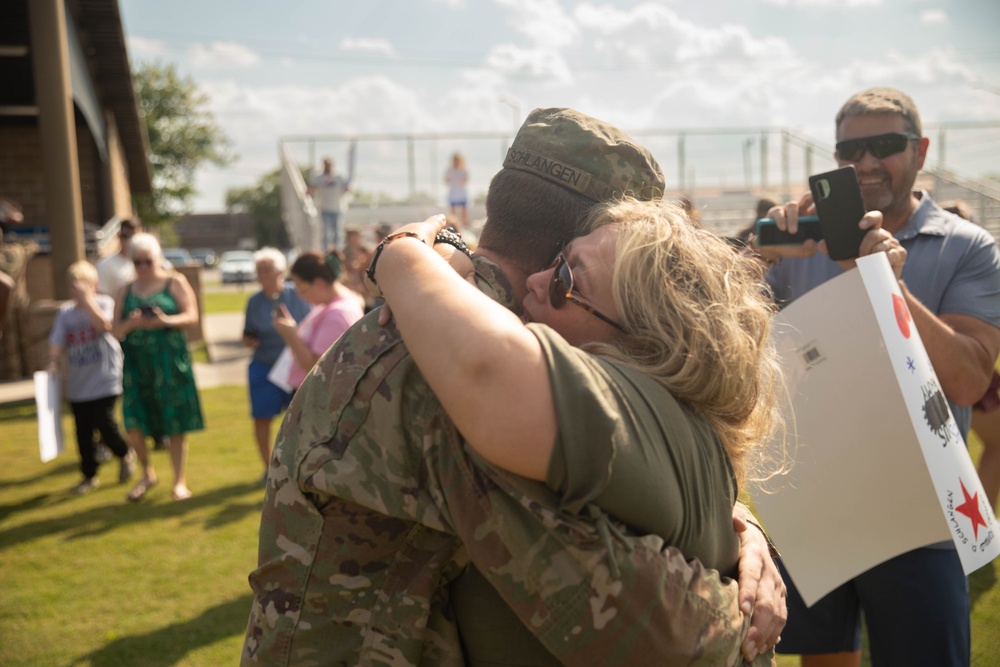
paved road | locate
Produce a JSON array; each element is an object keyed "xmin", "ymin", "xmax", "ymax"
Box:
[{"xmin": 198, "ymin": 311, "xmax": 252, "ymax": 387}]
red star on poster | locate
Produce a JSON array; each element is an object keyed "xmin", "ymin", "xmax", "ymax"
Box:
[{"xmin": 955, "ymin": 479, "xmax": 988, "ymax": 541}]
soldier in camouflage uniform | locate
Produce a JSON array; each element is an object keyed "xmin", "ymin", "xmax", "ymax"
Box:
[{"xmin": 243, "ymin": 108, "xmax": 781, "ymax": 666}]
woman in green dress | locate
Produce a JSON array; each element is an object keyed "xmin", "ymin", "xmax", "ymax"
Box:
[{"xmin": 112, "ymin": 233, "xmax": 203, "ymax": 501}]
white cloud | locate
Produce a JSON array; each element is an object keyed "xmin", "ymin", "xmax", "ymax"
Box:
[
  {"xmin": 575, "ymin": 2, "xmax": 680, "ymax": 33},
  {"xmin": 494, "ymin": 0, "xmax": 578, "ymax": 47},
  {"xmin": 126, "ymin": 36, "xmax": 169, "ymax": 59},
  {"xmin": 573, "ymin": 4, "xmax": 794, "ymax": 68},
  {"xmin": 172, "ymin": 0, "xmax": 998, "ymax": 212},
  {"xmin": 339, "ymin": 38, "xmax": 398, "ymax": 58},
  {"xmin": 920, "ymin": 9, "xmax": 948, "ymax": 24},
  {"xmin": 675, "ymin": 24, "xmax": 794, "ymax": 62},
  {"xmin": 483, "ymin": 44, "xmax": 574, "ymax": 84},
  {"xmin": 759, "ymin": 0, "xmax": 880, "ymax": 6},
  {"xmin": 430, "ymin": 0, "xmax": 465, "ymax": 7},
  {"xmin": 188, "ymin": 41, "xmax": 261, "ymax": 70}
]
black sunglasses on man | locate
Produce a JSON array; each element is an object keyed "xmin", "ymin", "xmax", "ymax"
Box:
[{"xmin": 835, "ymin": 132, "xmax": 920, "ymax": 163}]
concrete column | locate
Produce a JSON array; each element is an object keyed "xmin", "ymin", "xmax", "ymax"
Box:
[
  {"xmin": 100, "ymin": 111, "xmax": 119, "ymax": 222},
  {"xmin": 29, "ymin": 0, "xmax": 84, "ymax": 299}
]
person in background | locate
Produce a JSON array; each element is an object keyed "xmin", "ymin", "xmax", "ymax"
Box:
[
  {"xmin": 96, "ymin": 219, "xmax": 157, "ymax": 456},
  {"xmin": 48, "ymin": 261, "xmax": 135, "ymax": 494},
  {"xmin": 374, "ymin": 222, "xmax": 392, "ymax": 244},
  {"xmin": 445, "ymin": 151, "xmax": 470, "ymax": 229},
  {"xmin": 727, "ymin": 197, "xmax": 780, "ymax": 249},
  {"xmin": 97, "ymin": 219, "xmax": 139, "ymax": 300},
  {"xmin": 242, "ymin": 247, "xmax": 310, "ymax": 483},
  {"xmin": 340, "ymin": 230, "xmax": 375, "ymax": 311},
  {"xmin": 0, "ymin": 197, "xmax": 23, "ymax": 337},
  {"xmin": 306, "ymin": 157, "xmax": 351, "ymax": 251},
  {"xmin": 272, "ymin": 250, "xmax": 363, "ymax": 390},
  {"xmin": 758, "ymin": 87, "xmax": 1000, "ymax": 667},
  {"xmin": 942, "ymin": 200, "xmax": 1000, "ymax": 511},
  {"xmin": 970, "ymin": 374, "xmax": 1000, "ymax": 511},
  {"xmin": 113, "ymin": 233, "xmax": 204, "ymax": 502}
]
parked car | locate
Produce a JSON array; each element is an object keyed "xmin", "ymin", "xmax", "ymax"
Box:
[
  {"xmin": 162, "ymin": 247, "xmax": 194, "ymax": 266},
  {"xmin": 190, "ymin": 247, "xmax": 217, "ymax": 267},
  {"xmin": 218, "ymin": 250, "xmax": 256, "ymax": 284}
]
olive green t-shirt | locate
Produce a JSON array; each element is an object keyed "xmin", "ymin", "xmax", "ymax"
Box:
[
  {"xmin": 452, "ymin": 324, "xmax": 740, "ymax": 666},
  {"xmin": 535, "ymin": 323, "xmax": 740, "ymax": 576}
]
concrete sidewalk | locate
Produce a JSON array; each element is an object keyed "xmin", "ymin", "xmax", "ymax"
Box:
[{"xmin": 0, "ymin": 312, "xmax": 250, "ymax": 406}]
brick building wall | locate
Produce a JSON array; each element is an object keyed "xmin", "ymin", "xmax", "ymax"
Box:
[
  {"xmin": 0, "ymin": 124, "xmax": 46, "ymax": 225},
  {"xmin": 0, "ymin": 118, "xmax": 122, "ymax": 229},
  {"xmin": 174, "ymin": 212, "xmax": 256, "ymax": 252}
]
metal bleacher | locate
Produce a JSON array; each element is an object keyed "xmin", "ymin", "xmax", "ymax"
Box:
[{"xmin": 278, "ymin": 123, "xmax": 1000, "ymax": 247}]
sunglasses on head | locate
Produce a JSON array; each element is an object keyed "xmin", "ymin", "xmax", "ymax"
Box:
[
  {"xmin": 133, "ymin": 258, "xmax": 154, "ymax": 267},
  {"xmin": 548, "ymin": 253, "xmax": 626, "ymax": 332},
  {"xmin": 835, "ymin": 132, "xmax": 919, "ymax": 162}
]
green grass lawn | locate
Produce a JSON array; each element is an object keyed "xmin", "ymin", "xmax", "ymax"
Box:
[
  {"xmin": 201, "ymin": 289, "xmax": 253, "ymax": 315},
  {"xmin": 1, "ymin": 387, "xmax": 998, "ymax": 666},
  {"xmin": 0, "ymin": 386, "xmax": 262, "ymax": 667}
]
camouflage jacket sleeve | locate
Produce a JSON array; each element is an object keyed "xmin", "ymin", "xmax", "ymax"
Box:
[
  {"xmin": 242, "ymin": 312, "xmax": 469, "ymax": 666},
  {"xmin": 424, "ymin": 396, "xmax": 772, "ymax": 666}
]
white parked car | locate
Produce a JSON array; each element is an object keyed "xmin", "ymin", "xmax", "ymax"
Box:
[{"xmin": 218, "ymin": 250, "xmax": 256, "ymax": 284}]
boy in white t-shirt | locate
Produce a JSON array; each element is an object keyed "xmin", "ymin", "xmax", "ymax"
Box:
[{"xmin": 48, "ymin": 261, "xmax": 135, "ymax": 494}]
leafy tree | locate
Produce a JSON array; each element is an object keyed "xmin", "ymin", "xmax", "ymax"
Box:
[
  {"xmin": 225, "ymin": 168, "xmax": 290, "ymax": 248},
  {"xmin": 133, "ymin": 62, "xmax": 235, "ymax": 225}
]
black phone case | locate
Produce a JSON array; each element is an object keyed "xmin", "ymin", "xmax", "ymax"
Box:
[
  {"xmin": 809, "ymin": 165, "xmax": 867, "ymax": 261},
  {"xmin": 755, "ymin": 219, "xmax": 823, "ymax": 245}
]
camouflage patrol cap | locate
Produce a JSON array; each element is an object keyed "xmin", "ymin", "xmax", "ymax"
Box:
[{"xmin": 503, "ymin": 108, "xmax": 665, "ymax": 202}]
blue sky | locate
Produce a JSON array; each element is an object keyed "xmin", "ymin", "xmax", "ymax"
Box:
[{"xmin": 119, "ymin": 0, "xmax": 1000, "ymax": 212}]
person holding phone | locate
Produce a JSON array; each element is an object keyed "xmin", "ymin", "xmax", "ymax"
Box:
[
  {"xmin": 113, "ymin": 233, "xmax": 203, "ymax": 502},
  {"xmin": 271, "ymin": 249, "xmax": 363, "ymax": 391},
  {"xmin": 242, "ymin": 248, "xmax": 310, "ymax": 482},
  {"xmin": 757, "ymin": 88, "xmax": 1000, "ymax": 667}
]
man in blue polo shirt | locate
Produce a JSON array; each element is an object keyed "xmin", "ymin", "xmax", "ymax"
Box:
[{"xmin": 758, "ymin": 87, "xmax": 1000, "ymax": 667}]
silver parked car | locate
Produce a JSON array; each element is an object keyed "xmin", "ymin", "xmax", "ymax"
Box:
[
  {"xmin": 218, "ymin": 250, "xmax": 256, "ymax": 284},
  {"xmin": 162, "ymin": 247, "xmax": 193, "ymax": 268}
]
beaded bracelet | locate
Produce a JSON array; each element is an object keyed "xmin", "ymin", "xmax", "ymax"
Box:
[
  {"xmin": 364, "ymin": 231, "xmax": 423, "ymax": 298},
  {"xmin": 433, "ymin": 226, "xmax": 472, "ymax": 258}
]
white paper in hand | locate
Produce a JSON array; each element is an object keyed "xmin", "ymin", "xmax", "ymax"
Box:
[{"xmin": 35, "ymin": 371, "xmax": 64, "ymax": 463}]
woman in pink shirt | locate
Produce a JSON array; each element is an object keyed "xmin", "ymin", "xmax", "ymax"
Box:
[{"xmin": 273, "ymin": 250, "xmax": 364, "ymax": 389}]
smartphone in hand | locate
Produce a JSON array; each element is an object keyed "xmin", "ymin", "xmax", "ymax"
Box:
[
  {"xmin": 809, "ymin": 165, "xmax": 868, "ymax": 261},
  {"xmin": 139, "ymin": 304, "xmax": 155, "ymax": 318},
  {"xmin": 755, "ymin": 216, "xmax": 823, "ymax": 246}
]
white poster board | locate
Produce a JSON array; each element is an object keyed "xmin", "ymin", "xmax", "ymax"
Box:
[
  {"xmin": 34, "ymin": 371, "xmax": 64, "ymax": 463},
  {"xmin": 752, "ymin": 253, "xmax": 999, "ymax": 606}
]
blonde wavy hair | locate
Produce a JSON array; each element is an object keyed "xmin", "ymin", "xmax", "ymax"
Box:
[{"xmin": 580, "ymin": 198, "xmax": 783, "ymax": 489}]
